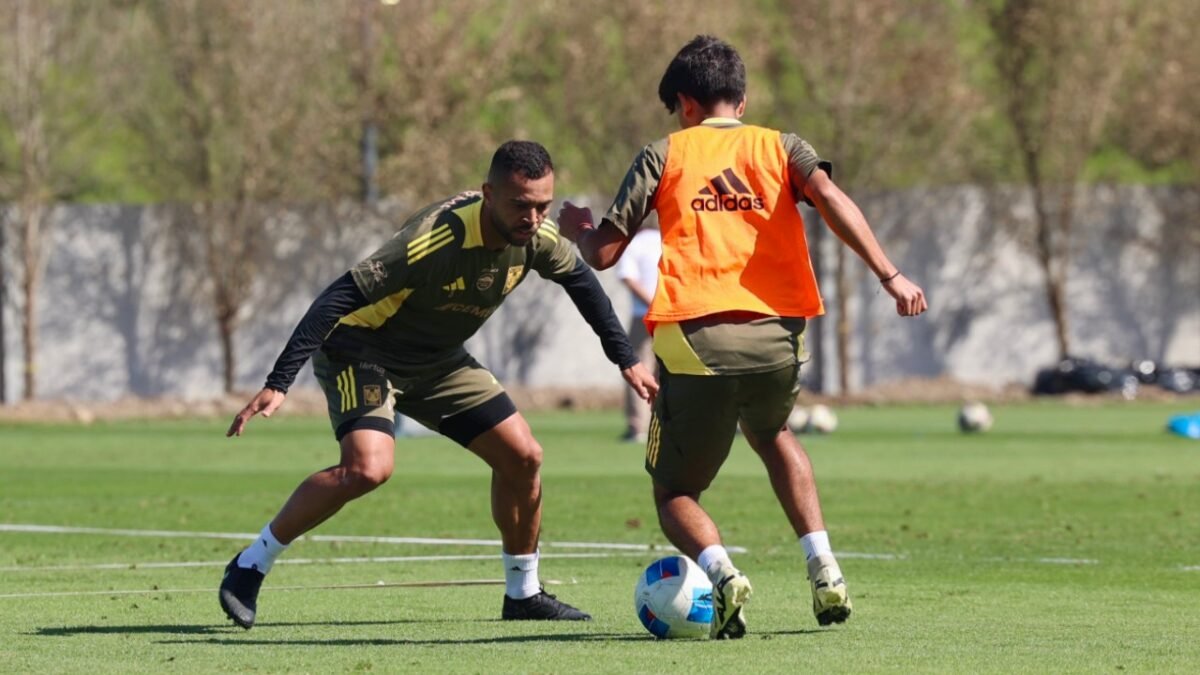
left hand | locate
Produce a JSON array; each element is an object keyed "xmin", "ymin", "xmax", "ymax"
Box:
[
  {"xmin": 882, "ymin": 273, "xmax": 928, "ymax": 317},
  {"xmin": 621, "ymin": 362, "xmax": 659, "ymax": 404},
  {"xmin": 556, "ymin": 201, "xmax": 595, "ymax": 243}
]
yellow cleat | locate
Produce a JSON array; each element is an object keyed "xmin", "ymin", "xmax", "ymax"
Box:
[
  {"xmin": 807, "ymin": 554, "xmax": 852, "ymax": 626},
  {"xmin": 710, "ymin": 566, "xmax": 753, "ymax": 639}
]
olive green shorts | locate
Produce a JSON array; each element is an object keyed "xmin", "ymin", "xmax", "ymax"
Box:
[
  {"xmin": 312, "ymin": 349, "xmax": 514, "ymax": 446},
  {"xmin": 645, "ymin": 362, "xmax": 801, "ymax": 493}
]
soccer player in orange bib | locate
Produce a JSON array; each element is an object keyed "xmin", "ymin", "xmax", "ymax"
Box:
[{"xmin": 558, "ymin": 36, "xmax": 927, "ymax": 638}]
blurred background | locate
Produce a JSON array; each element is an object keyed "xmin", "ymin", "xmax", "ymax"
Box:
[{"xmin": 0, "ymin": 0, "xmax": 1196, "ymax": 408}]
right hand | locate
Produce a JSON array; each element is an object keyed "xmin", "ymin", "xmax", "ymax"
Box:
[
  {"xmin": 621, "ymin": 362, "xmax": 660, "ymax": 404},
  {"xmin": 555, "ymin": 201, "xmax": 595, "ymax": 243},
  {"xmin": 227, "ymin": 387, "xmax": 287, "ymax": 437},
  {"xmin": 882, "ymin": 273, "xmax": 928, "ymax": 317}
]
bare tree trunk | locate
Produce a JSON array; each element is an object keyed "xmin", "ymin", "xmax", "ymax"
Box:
[
  {"xmin": 1028, "ymin": 180, "xmax": 1071, "ymax": 359},
  {"xmin": 217, "ymin": 309, "xmax": 236, "ymax": 394},
  {"xmin": 808, "ymin": 218, "xmax": 826, "ymax": 393},
  {"xmin": 0, "ymin": 210, "xmax": 8, "ymax": 404},
  {"xmin": 200, "ymin": 203, "xmax": 241, "ymax": 395},
  {"xmin": 834, "ymin": 244, "xmax": 851, "ymax": 394},
  {"xmin": 20, "ymin": 202, "xmax": 42, "ymax": 400},
  {"xmin": 355, "ymin": 0, "xmax": 379, "ymax": 206}
]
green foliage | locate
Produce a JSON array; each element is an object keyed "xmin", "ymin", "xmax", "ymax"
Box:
[
  {"xmin": 1084, "ymin": 146, "xmax": 1198, "ymax": 184},
  {"xmin": 1, "ymin": 403, "xmax": 1198, "ymax": 672},
  {"xmin": 1, "ymin": 0, "xmax": 1197, "ymax": 205}
]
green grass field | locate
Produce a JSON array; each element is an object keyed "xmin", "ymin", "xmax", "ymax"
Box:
[{"xmin": 2, "ymin": 402, "xmax": 1198, "ymax": 673}]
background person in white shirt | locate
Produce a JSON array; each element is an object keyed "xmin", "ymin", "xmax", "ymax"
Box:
[{"xmin": 615, "ymin": 221, "xmax": 662, "ymax": 442}]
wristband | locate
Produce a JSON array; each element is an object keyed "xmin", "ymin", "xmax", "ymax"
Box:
[{"xmin": 879, "ymin": 271, "xmax": 900, "ymax": 284}]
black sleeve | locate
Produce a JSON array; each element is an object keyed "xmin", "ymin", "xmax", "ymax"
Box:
[
  {"xmin": 264, "ymin": 272, "xmax": 370, "ymax": 393},
  {"xmin": 552, "ymin": 258, "xmax": 639, "ymax": 370}
]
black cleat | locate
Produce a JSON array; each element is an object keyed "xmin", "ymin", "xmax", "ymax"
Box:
[
  {"xmin": 502, "ymin": 589, "xmax": 592, "ymax": 621},
  {"xmin": 219, "ymin": 553, "xmax": 264, "ymax": 629}
]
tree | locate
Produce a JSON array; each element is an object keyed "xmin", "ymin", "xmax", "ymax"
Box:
[
  {"xmin": 1111, "ymin": 0, "xmax": 1199, "ymax": 185},
  {"xmin": 114, "ymin": 1, "xmax": 357, "ymax": 393},
  {"xmin": 358, "ymin": 0, "xmax": 523, "ymax": 203},
  {"xmin": 741, "ymin": 0, "xmax": 973, "ymax": 392},
  {"xmin": 0, "ymin": 0, "xmax": 104, "ymax": 400},
  {"xmin": 985, "ymin": 0, "xmax": 1144, "ymax": 359},
  {"xmin": 508, "ymin": 0, "xmax": 737, "ymax": 193}
]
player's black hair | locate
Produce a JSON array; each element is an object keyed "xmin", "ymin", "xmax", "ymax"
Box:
[
  {"xmin": 488, "ymin": 140, "xmax": 554, "ymax": 182},
  {"xmin": 657, "ymin": 35, "xmax": 746, "ymax": 114}
]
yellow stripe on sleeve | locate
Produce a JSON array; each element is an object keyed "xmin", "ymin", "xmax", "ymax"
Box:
[
  {"xmin": 406, "ymin": 224, "xmax": 450, "ymax": 252},
  {"xmin": 339, "ymin": 289, "xmax": 416, "ymax": 329},
  {"xmin": 408, "ymin": 230, "xmax": 455, "ymax": 263}
]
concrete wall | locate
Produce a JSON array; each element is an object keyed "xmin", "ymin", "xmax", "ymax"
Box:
[{"xmin": 3, "ymin": 185, "xmax": 1196, "ymax": 402}]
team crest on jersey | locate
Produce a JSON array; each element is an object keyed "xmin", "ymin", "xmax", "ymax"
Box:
[
  {"xmin": 362, "ymin": 385, "xmax": 383, "ymax": 407},
  {"xmin": 476, "ymin": 268, "xmax": 498, "ymax": 291},
  {"xmin": 503, "ymin": 266, "xmax": 523, "ymax": 295}
]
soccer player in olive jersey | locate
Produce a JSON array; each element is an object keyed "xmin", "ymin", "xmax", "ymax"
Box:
[
  {"xmin": 219, "ymin": 141, "xmax": 658, "ymax": 629},
  {"xmin": 558, "ymin": 36, "xmax": 927, "ymax": 638}
]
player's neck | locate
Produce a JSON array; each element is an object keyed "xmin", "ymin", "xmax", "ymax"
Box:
[
  {"xmin": 479, "ymin": 204, "xmax": 508, "ymax": 251},
  {"xmin": 682, "ymin": 104, "xmax": 742, "ymax": 129}
]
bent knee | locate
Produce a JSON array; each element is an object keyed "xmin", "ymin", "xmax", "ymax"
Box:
[
  {"xmin": 503, "ymin": 437, "xmax": 543, "ymax": 478},
  {"xmin": 340, "ymin": 463, "xmax": 392, "ymax": 494}
]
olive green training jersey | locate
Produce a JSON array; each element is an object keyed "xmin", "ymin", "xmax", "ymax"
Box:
[{"xmin": 323, "ymin": 191, "xmax": 577, "ymax": 374}]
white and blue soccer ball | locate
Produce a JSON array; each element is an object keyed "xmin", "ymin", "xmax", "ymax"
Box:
[{"xmin": 633, "ymin": 556, "xmax": 713, "ymax": 639}]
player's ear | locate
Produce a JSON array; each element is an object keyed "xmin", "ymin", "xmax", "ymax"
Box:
[
  {"xmin": 735, "ymin": 96, "xmax": 746, "ymax": 118},
  {"xmin": 482, "ymin": 182, "xmax": 492, "ymax": 204},
  {"xmin": 676, "ymin": 93, "xmax": 698, "ymax": 127}
]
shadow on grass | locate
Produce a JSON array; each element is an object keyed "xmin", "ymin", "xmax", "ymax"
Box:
[
  {"xmin": 160, "ymin": 633, "xmax": 640, "ymax": 646},
  {"xmin": 155, "ymin": 628, "xmax": 823, "ymax": 646},
  {"xmin": 37, "ymin": 622, "xmax": 823, "ymax": 645},
  {"xmin": 33, "ymin": 619, "xmax": 449, "ymax": 637}
]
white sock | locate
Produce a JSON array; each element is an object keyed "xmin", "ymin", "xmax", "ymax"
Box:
[
  {"xmin": 697, "ymin": 544, "xmax": 734, "ymax": 585},
  {"xmin": 502, "ymin": 551, "xmax": 540, "ymax": 600},
  {"xmin": 237, "ymin": 523, "xmax": 288, "ymax": 574},
  {"xmin": 800, "ymin": 530, "xmax": 833, "ymax": 561}
]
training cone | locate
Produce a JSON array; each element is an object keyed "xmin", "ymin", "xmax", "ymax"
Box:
[{"xmin": 1167, "ymin": 413, "xmax": 1200, "ymax": 440}]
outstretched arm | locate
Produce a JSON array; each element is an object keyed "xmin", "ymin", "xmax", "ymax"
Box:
[
  {"xmin": 227, "ymin": 272, "xmax": 369, "ymax": 436},
  {"xmin": 559, "ymin": 140, "xmax": 666, "ymax": 270},
  {"xmin": 552, "ymin": 259, "xmax": 659, "ymax": 403},
  {"xmin": 557, "ymin": 203, "xmax": 629, "ymax": 270},
  {"xmin": 804, "ymin": 170, "xmax": 928, "ymax": 317}
]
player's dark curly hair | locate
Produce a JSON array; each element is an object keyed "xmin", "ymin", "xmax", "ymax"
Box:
[
  {"xmin": 488, "ymin": 140, "xmax": 554, "ymax": 182},
  {"xmin": 657, "ymin": 35, "xmax": 746, "ymax": 114}
]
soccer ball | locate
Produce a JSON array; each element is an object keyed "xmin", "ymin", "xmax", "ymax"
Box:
[
  {"xmin": 633, "ymin": 556, "xmax": 713, "ymax": 639},
  {"xmin": 805, "ymin": 404, "xmax": 838, "ymax": 434},
  {"xmin": 786, "ymin": 406, "xmax": 810, "ymax": 433},
  {"xmin": 958, "ymin": 402, "xmax": 993, "ymax": 433}
]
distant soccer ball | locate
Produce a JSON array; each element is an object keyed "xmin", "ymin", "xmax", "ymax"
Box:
[
  {"xmin": 634, "ymin": 556, "xmax": 713, "ymax": 639},
  {"xmin": 786, "ymin": 406, "xmax": 810, "ymax": 433},
  {"xmin": 958, "ymin": 402, "xmax": 993, "ymax": 433},
  {"xmin": 805, "ymin": 404, "xmax": 838, "ymax": 434}
]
